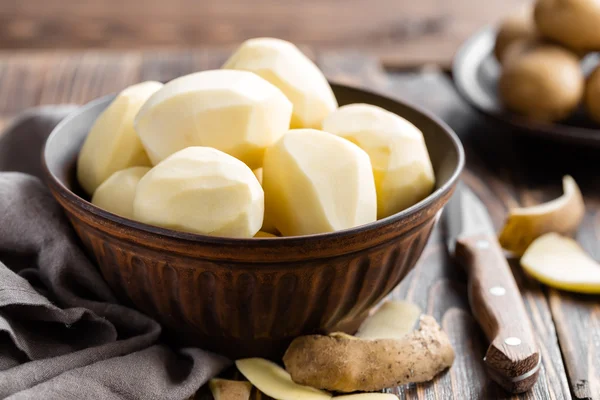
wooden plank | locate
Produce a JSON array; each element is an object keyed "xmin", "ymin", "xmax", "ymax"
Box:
[
  {"xmin": 37, "ymin": 52, "xmax": 142, "ymax": 105},
  {"xmin": 503, "ymin": 137, "xmax": 600, "ymax": 400},
  {"xmin": 0, "ymin": 0, "xmax": 528, "ymax": 69}
]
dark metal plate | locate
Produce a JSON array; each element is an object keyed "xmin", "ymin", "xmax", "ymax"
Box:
[{"xmin": 453, "ymin": 26, "xmax": 600, "ymax": 147}]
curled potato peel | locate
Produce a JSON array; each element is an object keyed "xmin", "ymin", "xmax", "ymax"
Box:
[{"xmin": 499, "ymin": 175, "xmax": 585, "ymax": 255}]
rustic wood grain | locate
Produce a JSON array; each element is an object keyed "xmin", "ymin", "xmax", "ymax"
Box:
[
  {"xmin": 0, "ymin": 0, "xmax": 528, "ymax": 69},
  {"xmin": 506, "ymin": 137, "xmax": 600, "ymax": 400},
  {"xmin": 0, "ymin": 49, "xmax": 598, "ymax": 399}
]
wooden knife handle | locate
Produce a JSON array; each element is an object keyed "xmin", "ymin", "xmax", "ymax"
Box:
[{"xmin": 455, "ymin": 233, "xmax": 540, "ymax": 393}]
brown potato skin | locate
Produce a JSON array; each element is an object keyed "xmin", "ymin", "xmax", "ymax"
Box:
[
  {"xmin": 282, "ymin": 316, "xmax": 454, "ymax": 393},
  {"xmin": 495, "ymin": 5, "xmax": 537, "ymax": 64},
  {"xmin": 535, "ymin": 0, "xmax": 600, "ymax": 51},
  {"xmin": 209, "ymin": 379, "xmax": 253, "ymax": 400},
  {"xmin": 584, "ymin": 65, "xmax": 600, "ymax": 123},
  {"xmin": 498, "ymin": 44, "xmax": 584, "ymax": 122}
]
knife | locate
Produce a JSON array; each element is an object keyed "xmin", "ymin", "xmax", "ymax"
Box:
[{"xmin": 443, "ymin": 183, "xmax": 541, "ymax": 393}]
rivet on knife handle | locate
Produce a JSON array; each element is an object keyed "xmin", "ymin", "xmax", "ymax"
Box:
[{"xmin": 455, "ymin": 233, "xmax": 541, "ymax": 393}]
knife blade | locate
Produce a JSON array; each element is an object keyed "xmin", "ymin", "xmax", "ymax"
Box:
[{"xmin": 443, "ymin": 183, "xmax": 541, "ymax": 393}]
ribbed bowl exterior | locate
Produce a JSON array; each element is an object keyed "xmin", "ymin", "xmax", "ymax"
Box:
[
  {"xmin": 56, "ymin": 196, "xmax": 440, "ymax": 359},
  {"xmin": 43, "ymin": 83, "xmax": 463, "ymax": 359}
]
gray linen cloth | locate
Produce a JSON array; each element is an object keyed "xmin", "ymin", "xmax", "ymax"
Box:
[{"xmin": 0, "ymin": 106, "xmax": 230, "ymax": 399}]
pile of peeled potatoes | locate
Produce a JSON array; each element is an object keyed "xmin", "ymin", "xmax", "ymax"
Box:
[
  {"xmin": 77, "ymin": 38, "xmax": 435, "ymax": 239},
  {"xmin": 495, "ymin": 0, "xmax": 600, "ymax": 123}
]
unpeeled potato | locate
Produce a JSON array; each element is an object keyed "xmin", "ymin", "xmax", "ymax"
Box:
[
  {"xmin": 498, "ymin": 44, "xmax": 584, "ymax": 122},
  {"xmin": 494, "ymin": 4, "xmax": 537, "ymax": 64},
  {"xmin": 534, "ymin": 0, "xmax": 600, "ymax": 52}
]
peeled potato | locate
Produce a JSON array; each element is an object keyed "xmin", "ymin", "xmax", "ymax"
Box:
[
  {"xmin": 135, "ymin": 70, "xmax": 292, "ymax": 169},
  {"xmin": 263, "ymin": 129, "xmax": 377, "ymax": 236},
  {"xmin": 235, "ymin": 358, "xmax": 331, "ymax": 400},
  {"xmin": 133, "ymin": 147, "xmax": 264, "ymax": 238},
  {"xmin": 250, "ymin": 168, "xmax": 279, "ymax": 233},
  {"xmin": 498, "ymin": 44, "xmax": 584, "ymax": 122},
  {"xmin": 322, "ymin": 104, "xmax": 435, "ymax": 219},
  {"xmin": 77, "ymin": 81, "xmax": 162, "ymax": 195},
  {"xmin": 223, "ymin": 38, "xmax": 338, "ymax": 129},
  {"xmin": 521, "ymin": 233, "xmax": 600, "ymax": 294},
  {"xmin": 91, "ymin": 166, "xmax": 150, "ymax": 219},
  {"xmin": 499, "ymin": 175, "xmax": 585, "ymax": 255}
]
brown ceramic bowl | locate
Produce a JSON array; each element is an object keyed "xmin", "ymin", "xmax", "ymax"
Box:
[{"xmin": 42, "ymin": 83, "xmax": 464, "ymax": 359}]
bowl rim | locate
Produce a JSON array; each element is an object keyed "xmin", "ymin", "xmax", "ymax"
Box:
[{"xmin": 43, "ymin": 81, "xmax": 465, "ymax": 245}]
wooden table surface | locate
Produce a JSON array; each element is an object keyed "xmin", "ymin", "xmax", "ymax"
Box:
[
  {"xmin": 0, "ymin": 0, "xmax": 528, "ymax": 69},
  {"xmin": 0, "ymin": 49, "xmax": 598, "ymax": 400}
]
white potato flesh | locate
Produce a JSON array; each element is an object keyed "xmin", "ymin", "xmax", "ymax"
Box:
[
  {"xmin": 77, "ymin": 81, "xmax": 163, "ymax": 195},
  {"xmin": 91, "ymin": 166, "xmax": 150, "ymax": 219},
  {"xmin": 355, "ymin": 300, "xmax": 421, "ymax": 340},
  {"xmin": 263, "ymin": 129, "xmax": 377, "ymax": 236},
  {"xmin": 133, "ymin": 147, "xmax": 264, "ymax": 238},
  {"xmin": 521, "ymin": 233, "xmax": 600, "ymax": 294},
  {"xmin": 223, "ymin": 38, "xmax": 338, "ymax": 129},
  {"xmin": 134, "ymin": 70, "xmax": 292, "ymax": 169},
  {"xmin": 236, "ymin": 358, "xmax": 331, "ymax": 400},
  {"xmin": 322, "ymin": 103, "xmax": 435, "ymax": 218}
]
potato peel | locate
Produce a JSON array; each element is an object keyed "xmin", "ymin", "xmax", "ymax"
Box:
[
  {"xmin": 283, "ymin": 315, "xmax": 454, "ymax": 392},
  {"xmin": 355, "ymin": 300, "xmax": 421, "ymax": 340},
  {"xmin": 235, "ymin": 358, "xmax": 331, "ymax": 400},
  {"xmin": 498, "ymin": 175, "xmax": 585, "ymax": 255},
  {"xmin": 209, "ymin": 379, "xmax": 253, "ymax": 400},
  {"xmin": 521, "ymin": 233, "xmax": 600, "ymax": 294}
]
